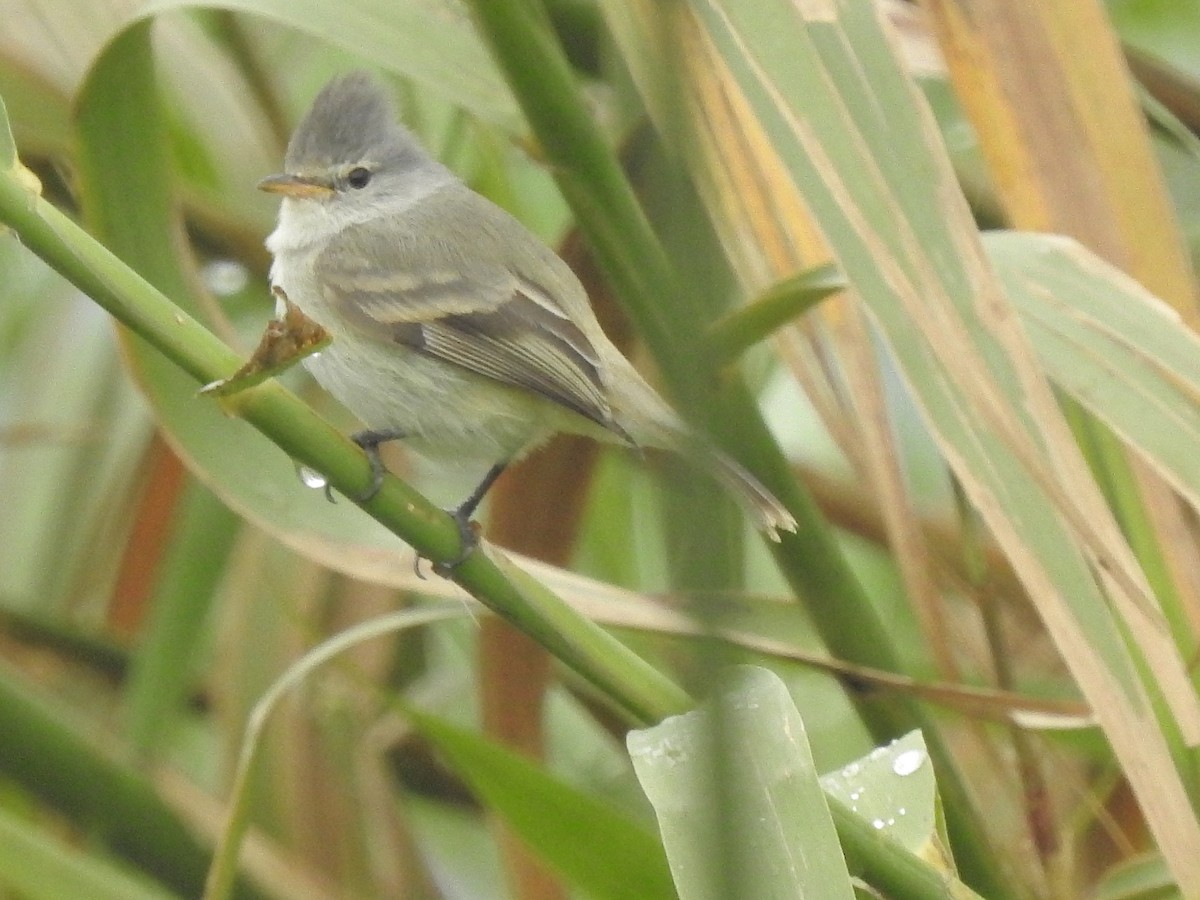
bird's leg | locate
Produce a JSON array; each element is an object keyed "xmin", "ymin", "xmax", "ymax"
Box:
[
  {"xmin": 329, "ymin": 436, "xmax": 505, "ymax": 577},
  {"xmin": 431, "ymin": 461, "xmax": 508, "ymax": 577},
  {"xmin": 331, "ymin": 428, "xmax": 408, "ymax": 503}
]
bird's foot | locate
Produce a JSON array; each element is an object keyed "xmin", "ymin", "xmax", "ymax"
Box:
[
  {"xmin": 323, "ymin": 428, "xmax": 407, "ymax": 503},
  {"xmin": 426, "ymin": 507, "xmax": 483, "ymax": 578},
  {"xmin": 417, "ymin": 464, "xmax": 508, "ymax": 578}
]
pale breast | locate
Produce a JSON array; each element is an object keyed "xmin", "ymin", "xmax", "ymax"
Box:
[{"xmin": 302, "ymin": 336, "xmax": 555, "ymax": 463}]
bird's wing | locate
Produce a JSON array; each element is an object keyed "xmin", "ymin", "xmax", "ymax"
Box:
[{"xmin": 314, "ymin": 217, "xmax": 618, "ymax": 435}]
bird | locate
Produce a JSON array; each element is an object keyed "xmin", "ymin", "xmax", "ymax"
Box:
[{"xmin": 258, "ymin": 72, "xmax": 795, "ymax": 565}]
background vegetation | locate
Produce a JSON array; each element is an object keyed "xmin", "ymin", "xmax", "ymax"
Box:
[{"xmin": 2, "ymin": 0, "xmax": 1200, "ymax": 897}]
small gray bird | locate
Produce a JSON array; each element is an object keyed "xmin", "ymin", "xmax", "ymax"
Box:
[{"xmin": 259, "ymin": 72, "xmax": 795, "ymax": 560}]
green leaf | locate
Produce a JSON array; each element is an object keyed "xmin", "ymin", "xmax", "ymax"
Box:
[
  {"xmin": 1095, "ymin": 851, "xmax": 1180, "ymax": 900},
  {"xmin": 988, "ymin": 231, "xmax": 1200, "ymax": 522},
  {"xmin": 706, "ymin": 263, "xmax": 843, "ymax": 361},
  {"xmin": 0, "ymin": 806, "xmax": 175, "ymax": 900},
  {"xmin": 407, "ymin": 706, "xmax": 676, "ymax": 900},
  {"xmin": 820, "ymin": 732, "xmax": 949, "ymax": 866},
  {"xmin": 629, "ymin": 666, "xmax": 855, "ymax": 900}
]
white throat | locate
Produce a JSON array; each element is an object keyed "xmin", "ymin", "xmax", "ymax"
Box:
[{"xmin": 265, "ymin": 167, "xmax": 456, "ymax": 256}]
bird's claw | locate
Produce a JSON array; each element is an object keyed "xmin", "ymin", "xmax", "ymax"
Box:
[
  {"xmin": 322, "ymin": 457, "xmax": 383, "ymax": 504},
  {"xmin": 411, "ymin": 510, "xmax": 481, "ymax": 579},
  {"xmin": 337, "ymin": 429, "xmax": 401, "ymax": 503}
]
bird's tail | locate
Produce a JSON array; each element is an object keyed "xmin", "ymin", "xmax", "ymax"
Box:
[
  {"xmin": 614, "ymin": 401, "xmax": 795, "ymax": 540},
  {"xmin": 607, "ymin": 362, "xmax": 796, "ymax": 540},
  {"xmin": 702, "ymin": 447, "xmax": 797, "ymax": 542}
]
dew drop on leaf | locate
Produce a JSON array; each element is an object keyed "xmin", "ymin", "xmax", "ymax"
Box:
[{"xmin": 892, "ymin": 748, "xmax": 926, "ymax": 777}]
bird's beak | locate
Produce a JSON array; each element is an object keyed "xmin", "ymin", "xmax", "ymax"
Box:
[{"xmin": 257, "ymin": 173, "xmax": 335, "ymax": 199}]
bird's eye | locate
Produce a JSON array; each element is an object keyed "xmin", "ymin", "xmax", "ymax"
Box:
[{"xmin": 346, "ymin": 167, "xmax": 372, "ymax": 189}]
